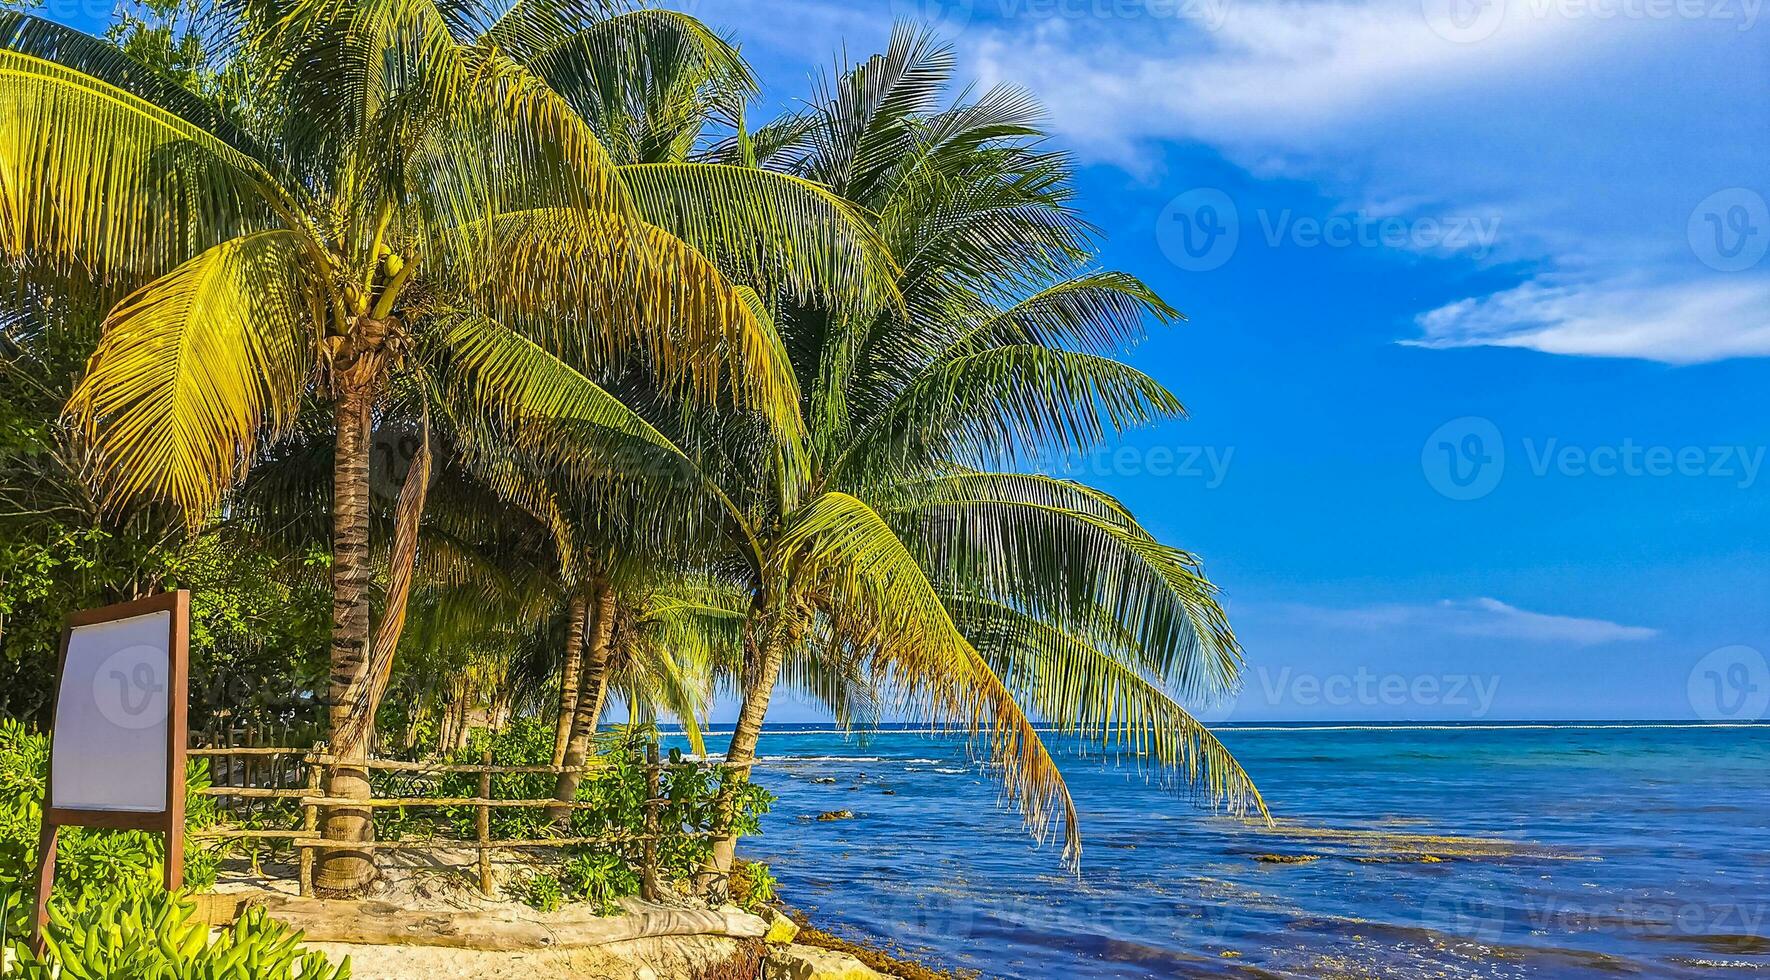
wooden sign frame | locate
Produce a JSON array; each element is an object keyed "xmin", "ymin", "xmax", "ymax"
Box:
[{"xmin": 33, "ymin": 590, "xmax": 189, "ymax": 951}]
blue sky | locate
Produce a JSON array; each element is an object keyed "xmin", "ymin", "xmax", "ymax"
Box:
[
  {"xmin": 673, "ymin": 0, "xmax": 1770, "ymax": 723},
  {"xmin": 45, "ymin": 0, "xmax": 1770, "ymax": 722}
]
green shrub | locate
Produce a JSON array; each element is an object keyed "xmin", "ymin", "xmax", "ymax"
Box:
[
  {"xmin": 6, "ymin": 882, "xmax": 348, "ymax": 979},
  {"xmin": 561, "ymin": 850, "xmax": 640, "ymax": 915},
  {"xmin": 511, "ymin": 871, "xmax": 566, "ymax": 913},
  {"xmin": 0, "ymin": 720, "xmax": 223, "ymax": 941},
  {"xmin": 730, "ymin": 861, "xmax": 777, "ymax": 912}
]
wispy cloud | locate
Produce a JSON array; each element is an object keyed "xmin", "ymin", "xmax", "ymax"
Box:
[
  {"xmin": 966, "ymin": 0, "xmax": 1590, "ymax": 160},
  {"xmin": 1409, "ymin": 275, "xmax": 1770, "ymax": 363},
  {"xmin": 687, "ymin": 0, "xmax": 1766, "ymax": 364},
  {"xmin": 1288, "ymin": 597, "xmax": 1659, "ymax": 646},
  {"xmin": 952, "ymin": 4, "xmax": 1766, "ymax": 364}
]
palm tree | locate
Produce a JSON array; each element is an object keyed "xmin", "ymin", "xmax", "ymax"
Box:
[
  {"xmin": 664, "ymin": 29, "xmax": 1267, "ymax": 881},
  {"xmin": 0, "ymin": 2, "xmax": 894, "ymax": 893},
  {"xmin": 451, "ymin": 6, "xmax": 915, "ymax": 818}
]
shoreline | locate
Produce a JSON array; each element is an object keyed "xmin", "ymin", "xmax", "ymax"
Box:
[
  {"xmin": 207, "ymin": 864, "xmax": 967, "ymax": 979},
  {"xmin": 788, "ymin": 912, "xmax": 974, "ymax": 980}
]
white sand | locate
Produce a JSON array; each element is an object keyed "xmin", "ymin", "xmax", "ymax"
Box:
[{"xmin": 306, "ymin": 935, "xmax": 745, "ymax": 979}]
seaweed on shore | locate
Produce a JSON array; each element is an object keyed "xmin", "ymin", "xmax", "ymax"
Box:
[
  {"xmin": 787, "ymin": 914, "xmax": 977, "ymax": 980},
  {"xmin": 691, "ymin": 940, "xmax": 769, "ymax": 980}
]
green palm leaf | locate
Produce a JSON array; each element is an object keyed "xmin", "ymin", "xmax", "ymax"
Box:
[
  {"xmin": 617, "ymin": 162, "xmax": 902, "ymax": 315},
  {"xmin": 782, "ymin": 491, "xmax": 1081, "ymax": 861},
  {"xmin": 0, "ymin": 49, "xmax": 301, "ymax": 282},
  {"xmin": 948, "ymin": 595, "xmax": 1265, "ymax": 820},
  {"xmin": 887, "ymin": 470, "xmax": 1242, "ymax": 699},
  {"xmin": 66, "ymin": 230, "xmax": 316, "ymax": 515},
  {"xmin": 836, "ymin": 346, "xmax": 1184, "ymax": 481}
]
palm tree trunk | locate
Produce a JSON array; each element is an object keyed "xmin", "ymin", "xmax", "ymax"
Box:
[
  {"xmin": 548, "ymin": 580, "xmax": 615, "ymax": 827},
  {"xmin": 435, "ymin": 697, "xmax": 453, "ymax": 755},
  {"xmin": 550, "ymin": 593, "xmax": 590, "ymax": 767},
  {"xmin": 702, "ymin": 612, "xmax": 785, "ymax": 889},
  {"xmin": 449, "ymin": 697, "xmax": 467, "ymax": 752},
  {"xmin": 317, "ymin": 375, "xmax": 377, "ymax": 895}
]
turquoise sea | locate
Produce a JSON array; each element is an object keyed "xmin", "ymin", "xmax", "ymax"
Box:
[{"xmin": 673, "ymin": 724, "xmax": 1770, "ymax": 979}]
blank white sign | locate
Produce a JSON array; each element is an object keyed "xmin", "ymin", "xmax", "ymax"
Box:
[{"xmin": 51, "ymin": 610, "xmax": 172, "ymax": 813}]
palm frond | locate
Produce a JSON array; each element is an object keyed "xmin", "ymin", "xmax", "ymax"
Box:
[
  {"xmin": 435, "ymin": 310, "xmax": 687, "ymax": 461},
  {"xmin": 952, "ymin": 271, "xmax": 1181, "ymax": 357},
  {"xmin": 782, "ymin": 491, "xmax": 1080, "ymax": 861},
  {"xmin": 836, "ymin": 346, "xmax": 1184, "ymax": 481},
  {"xmin": 65, "ymin": 230, "xmax": 316, "ymax": 516},
  {"xmin": 453, "ymin": 209, "xmax": 801, "ymax": 432},
  {"xmin": 522, "ymin": 9, "xmax": 753, "ymax": 163},
  {"xmin": 886, "ymin": 471, "xmax": 1242, "ymax": 699},
  {"xmin": 0, "ymin": 49, "xmax": 300, "ymax": 283},
  {"xmin": 617, "ymin": 162, "xmax": 901, "ymax": 315},
  {"xmin": 948, "ymin": 594, "xmax": 1265, "ymax": 820}
]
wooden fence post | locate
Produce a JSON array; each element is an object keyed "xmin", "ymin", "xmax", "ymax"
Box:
[
  {"xmin": 245, "ymin": 725, "xmax": 259, "ymax": 874},
  {"xmin": 641, "ymin": 742, "xmax": 660, "ymax": 902},
  {"xmin": 477, "ymin": 748, "xmax": 494, "ymax": 897},
  {"xmin": 299, "ymin": 748, "xmax": 321, "ymax": 897}
]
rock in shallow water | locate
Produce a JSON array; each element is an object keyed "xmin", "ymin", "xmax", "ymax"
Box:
[{"xmin": 815, "ymin": 809, "xmax": 855, "ymax": 821}]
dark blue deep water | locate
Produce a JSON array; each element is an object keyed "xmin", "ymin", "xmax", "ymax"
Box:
[{"xmin": 670, "ymin": 724, "xmax": 1770, "ymax": 979}]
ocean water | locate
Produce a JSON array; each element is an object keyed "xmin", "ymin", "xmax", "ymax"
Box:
[{"xmin": 671, "ymin": 724, "xmax": 1770, "ymax": 979}]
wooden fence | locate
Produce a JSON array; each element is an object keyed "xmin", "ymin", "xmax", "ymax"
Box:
[
  {"xmin": 190, "ymin": 723, "xmax": 317, "ymax": 824},
  {"xmin": 186, "ymin": 745, "xmax": 745, "ymax": 900}
]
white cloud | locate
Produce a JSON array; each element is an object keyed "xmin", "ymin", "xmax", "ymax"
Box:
[
  {"xmin": 964, "ymin": 0, "xmax": 1597, "ymax": 163},
  {"xmin": 1290, "ymin": 597, "xmax": 1658, "ymax": 645},
  {"xmin": 690, "ymin": 0, "xmax": 1768, "ymax": 365},
  {"xmin": 951, "ymin": 4, "xmax": 1767, "ymax": 364},
  {"xmin": 1408, "ymin": 275, "xmax": 1770, "ymax": 363}
]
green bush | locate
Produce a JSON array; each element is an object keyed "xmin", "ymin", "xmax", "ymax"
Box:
[
  {"xmin": 6, "ymin": 882, "xmax": 348, "ymax": 979},
  {"xmin": 729, "ymin": 861, "xmax": 777, "ymax": 913},
  {"xmin": 0, "ymin": 720, "xmax": 223, "ymax": 942},
  {"xmin": 510, "ymin": 871, "xmax": 566, "ymax": 913}
]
